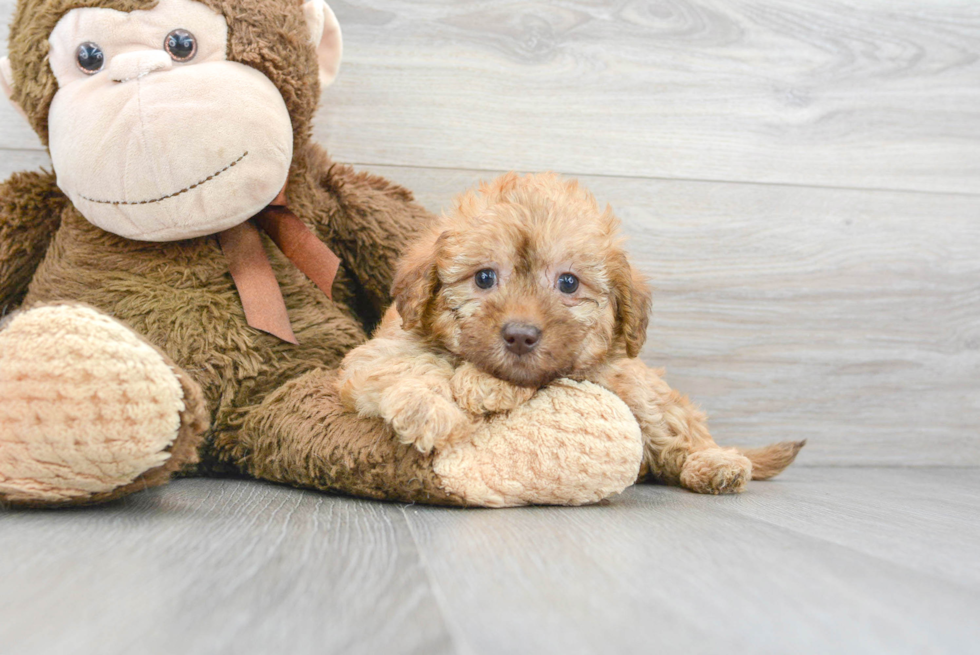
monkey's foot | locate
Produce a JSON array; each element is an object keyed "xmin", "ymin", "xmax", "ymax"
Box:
[
  {"xmin": 0, "ymin": 304, "xmax": 207, "ymax": 507},
  {"xmin": 433, "ymin": 380, "xmax": 643, "ymax": 507},
  {"xmin": 679, "ymin": 448, "xmax": 753, "ymax": 494}
]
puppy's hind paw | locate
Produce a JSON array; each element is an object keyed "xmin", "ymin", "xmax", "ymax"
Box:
[
  {"xmin": 451, "ymin": 362, "xmax": 536, "ymax": 415},
  {"xmin": 679, "ymin": 448, "xmax": 753, "ymax": 495}
]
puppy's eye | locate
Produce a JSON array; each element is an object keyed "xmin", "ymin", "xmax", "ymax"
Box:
[
  {"xmin": 474, "ymin": 268, "xmax": 497, "ymax": 289},
  {"xmin": 76, "ymin": 42, "xmax": 105, "ymax": 74},
  {"xmin": 557, "ymin": 273, "xmax": 579, "ymax": 294}
]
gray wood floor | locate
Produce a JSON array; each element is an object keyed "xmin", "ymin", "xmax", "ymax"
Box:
[
  {"xmin": 1, "ymin": 1, "xmax": 979, "ymax": 653},
  {"xmin": 2, "ymin": 469, "xmax": 979, "ymax": 655}
]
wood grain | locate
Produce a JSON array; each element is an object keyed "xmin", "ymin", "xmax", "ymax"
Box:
[
  {"xmin": 0, "ymin": 480, "xmax": 453, "ymax": 655},
  {"xmin": 404, "ymin": 472, "xmax": 980, "ymax": 655},
  {"xmin": 3, "ymin": 471, "xmax": 979, "ymax": 655},
  {"xmin": 2, "ymin": 1, "xmax": 979, "ymax": 193},
  {"xmin": 725, "ymin": 467, "xmax": 980, "ymax": 586},
  {"xmin": 306, "ymin": 0, "xmax": 980, "ymax": 193}
]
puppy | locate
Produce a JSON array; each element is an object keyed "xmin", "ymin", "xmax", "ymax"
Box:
[{"xmin": 337, "ymin": 172, "xmax": 804, "ymax": 494}]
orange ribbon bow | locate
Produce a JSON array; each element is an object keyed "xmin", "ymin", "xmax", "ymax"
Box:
[{"xmin": 218, "ymin": 187, "xmax": 341, "ymax": 344}]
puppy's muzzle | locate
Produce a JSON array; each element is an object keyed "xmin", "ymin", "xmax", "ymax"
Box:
[{"xmin": 502, "ymin": 322, "xmax": 541, "ymax": 356}]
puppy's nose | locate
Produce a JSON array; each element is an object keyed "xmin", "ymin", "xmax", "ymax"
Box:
[{"xmin": 502, "ymin": 323, "xmax": 541, "ymax": 356}]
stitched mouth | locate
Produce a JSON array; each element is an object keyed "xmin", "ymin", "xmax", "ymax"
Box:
[{"xmin": 79, "ymin": 151, "xmax": 249, "ymax": 206}]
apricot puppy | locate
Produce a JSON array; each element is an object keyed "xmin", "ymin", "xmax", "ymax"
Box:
[{"xmin": 338, "ymin": 172, "xmax": 804, "ymax": 494}]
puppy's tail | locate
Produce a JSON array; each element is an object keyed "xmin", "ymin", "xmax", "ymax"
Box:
[{"xmin": 737, "ymin": 440, "xmax": 806, "ymax": 480}]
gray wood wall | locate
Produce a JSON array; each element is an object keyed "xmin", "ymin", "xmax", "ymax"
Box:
[{"xmin": 1, "ymin": 0, "xmax": 977, "ymax": 466}]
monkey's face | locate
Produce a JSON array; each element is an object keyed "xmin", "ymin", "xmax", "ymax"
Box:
[{"xmin": 44, "ymin": 0, "xmax": 323, "ymax": 242}]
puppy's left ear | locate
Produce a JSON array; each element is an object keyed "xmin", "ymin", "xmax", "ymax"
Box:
[
  {"xmin": 391, "ymin": 231, "xmax": 443, "ymax": 331},
  {"xmin": 612, "ymin": 255, "xmax": 652, "ymax": 358},
  {"xmin": 303, "ymin": 0, "xmax": 343, "ymax": 88}
]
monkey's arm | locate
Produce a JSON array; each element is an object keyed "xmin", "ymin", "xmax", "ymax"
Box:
[
  {"xmin": 0, "ymin": 170, "xmax": 68, "ymax": 313},
  {"xmin": 313, "ymin": 160, "xmax": 434, "ymax": 321}
]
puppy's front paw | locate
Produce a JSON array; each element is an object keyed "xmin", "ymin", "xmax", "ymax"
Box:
[
  {"xmin": 381, "ymin": 388, "xmax": 473, "ymax": 454},
  {"xmin": 451, "ymin": 362, "xmax": 537, "ymax": 415},
  {"xmin": 679, "ymin": 448, "xmax": 752, "ymax": 494}
]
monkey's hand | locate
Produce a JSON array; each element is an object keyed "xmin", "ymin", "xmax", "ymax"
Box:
[{"xmin": 451, "ymin": 362, "xmax": 537, "ymax": 416}]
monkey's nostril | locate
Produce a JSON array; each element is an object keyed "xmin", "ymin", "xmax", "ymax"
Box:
[{"xmin": 502, "ymin": 323, "xmax": 542, "ymax": 356}]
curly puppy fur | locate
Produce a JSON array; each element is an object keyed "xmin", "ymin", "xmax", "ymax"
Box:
[{"xmin": 339, "ymin": 172, "xmax": 805, "ymax": 494}]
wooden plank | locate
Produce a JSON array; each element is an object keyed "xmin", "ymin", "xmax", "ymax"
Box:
[
  {"xmin": 3, "ymin": 470, "xmax": 979, "ymax": 655},
  {"xmin": 2, "ymin": 1, "xmax": 979, "ymax": 193},
  {"xmin": 403, "ymin": 468, "xmax": 980, "ymax": 655},
  {"xmin": 0, "ymin": 480, "xmax": 454, "ymax": 655},
  {"xmin": 315, "ymin": 0, "xmax": 980, "ymax": 194},
  {"xmin": 365, "ymin": 164, "xmax": 980, "ymax": 467},
  {"xmin": 0, "ymin": 148, "xmax": 50, "ymax": 173},
  {"xmin": 723, "ymin": 467, "xmax": 980, "ymax": 586}
]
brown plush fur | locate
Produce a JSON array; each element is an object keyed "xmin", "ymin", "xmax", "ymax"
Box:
[
  {"xmin": 0, "ymin": 169, "xmax": 66, "ymax": 312},
  {"xmin": 240, "ymin": 367, "xmax": 464, "ymax": 505},
  {"xmin": 0, "ymin": 0, "xmax": 439, "ymax": 504},
  {"xmin": 341, "ymin": 173, "xmax": 804, "ymax": 493}
]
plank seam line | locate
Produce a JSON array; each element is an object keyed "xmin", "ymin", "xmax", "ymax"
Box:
[
  {"xmin": 713, "ymin": 502, "xmax": 980, "ymax": 593},
  {"xmin": 343, "ymin": 160, "xmax": 980, "ymax": 199},
  {"xmin": 5, "ymin": 146, "xmax": 978, "ymax": 198},
  {"xmin": 400, "ymin": 506, "xmax": 477, "ymax": 655}
]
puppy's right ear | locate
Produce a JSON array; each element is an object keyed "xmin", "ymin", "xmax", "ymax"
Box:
[{"xmin": 391, "ymin": 231, "xmax": 443, "ymax": 331}]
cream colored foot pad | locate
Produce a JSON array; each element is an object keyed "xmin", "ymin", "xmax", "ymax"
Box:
[
  {"xmin": 433, "ymin": 380, "xmax": 642, "ymax": 507},
  {"xmin": 0, "ymin": 305, "xmax": 185, "ymax": 504}
]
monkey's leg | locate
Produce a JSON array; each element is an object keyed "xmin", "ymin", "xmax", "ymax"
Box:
[
  {"xmin": 593, "ymin": 357, "xmax": 753, "ymax": 494},
  {"xmin": 237, "ymin": 367, "xmax": 466, "ymax": 505},
  {"xmin": 0, "ymin": 304, "xmax": 208, "ymax": 507},
  {"xmin": 237, "ymin": 370, "xmax": 642, "ymax": 507}
]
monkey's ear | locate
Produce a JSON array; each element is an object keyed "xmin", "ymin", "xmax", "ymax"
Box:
[
  {"xmin": 612, "ymin": 255, "xmax": 653, "ymax": 358},
  {"xmin": 0, "ymin": 57, "xmax": 28, "ymax": 122},
  {"xmin": 303, "ymin": 0, "xmax": 343, "ymax": 88},
  {"xmin": 391, "ymin": 231, "xmax": 443, "ymax": 331}
]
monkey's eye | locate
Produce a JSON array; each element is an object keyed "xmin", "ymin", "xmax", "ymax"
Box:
[
  {"xmin": 164, "ymin": 29, "xmax": 197, "ymax": 62},
  {"xmin": 75, "ymin": 42, "xmax": 105, "ymax": 75},
  {"xmin": 474, "ymin": 269, "xmax": 498, "ymax": 290},
  {"xmin": 557, "ymin": 273, "xmax": 579, "ymax": 294}
]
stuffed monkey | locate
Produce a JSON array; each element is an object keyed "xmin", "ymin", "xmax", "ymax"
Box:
[{"xmin": 0, "ymin": 0, "xmax": 644, "ymax": 508}]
